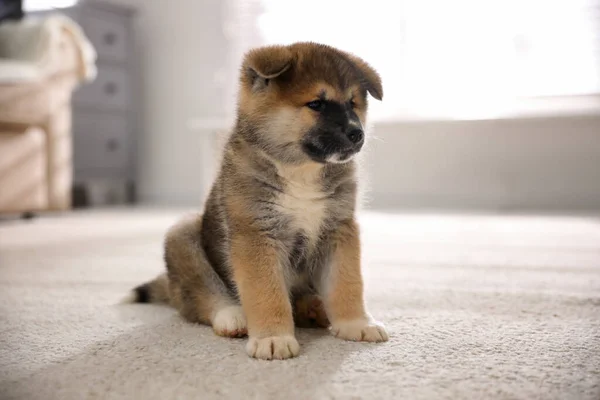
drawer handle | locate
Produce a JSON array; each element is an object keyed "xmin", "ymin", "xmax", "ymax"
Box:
[
  {"xmin": 104, "ymin": 82, "xmax": 118, "ymax": 95},
  {"xmin": 103, "ymin": 32, "xmax": 117, "ymax": 45},
  {"xmin": 106, "ymin": 138, "xmax": 119, "ymax": 152}
]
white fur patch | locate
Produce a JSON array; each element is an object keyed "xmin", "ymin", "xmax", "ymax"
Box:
[
  {"xmin": 275, "ymin": 165, "xmax": 328, "ymax": 248},
  {"xmin": 212, "ymin": 305, "xmax": 247, "ymax": 335},
  {"xmin": 326, "ymin": 153, "xmax": 354, "ymax": 164}
]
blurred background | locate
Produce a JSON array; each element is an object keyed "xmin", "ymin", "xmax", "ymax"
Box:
[
  {"xmin": 2, "ymin": 2, "xmax": 600, "ymax": 397},
  {"xmin": 1, "ymin": 0, "xmax": 599, "ymax": 214}
]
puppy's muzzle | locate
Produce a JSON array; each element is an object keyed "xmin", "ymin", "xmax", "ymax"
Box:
[{"xmin": 303, "ymin": 127, "xmax": 365, "ymax": 164}]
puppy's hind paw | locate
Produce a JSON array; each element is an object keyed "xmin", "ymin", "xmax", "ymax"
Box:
[{"xmin": 212, "ymin": 306, "xmax": 248, "ymax": 338}]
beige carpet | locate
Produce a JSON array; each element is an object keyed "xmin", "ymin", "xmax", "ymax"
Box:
[{"xmin": 0, "ymin": 209, "xmax": 599, "ymax": 400}]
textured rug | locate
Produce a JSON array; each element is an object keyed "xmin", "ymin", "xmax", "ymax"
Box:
[{"xmin": 0, "ymin": 209, "xmax": 598, "ymax": 399}]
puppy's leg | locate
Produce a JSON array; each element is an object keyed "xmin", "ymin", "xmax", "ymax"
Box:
[
  {"xmin": 165, "ymin": 215, "xmax": 247, "ymax": 338},
  {"xmin": 321, "ymin": 219, "xmax": 388, "ymax": 342},
  {"xmin": 230, "ymin": 233, "xmax": 299, "ymax": 360}
]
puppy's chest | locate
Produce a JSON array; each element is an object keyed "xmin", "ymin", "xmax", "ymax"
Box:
[{"xmin": 275, "ymin": 181, "xmax": 329, "ymax": 247}]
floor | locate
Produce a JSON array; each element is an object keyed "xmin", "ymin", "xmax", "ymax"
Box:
[{"xmin": 0, "ymin": 209, "xmax": 599, "ymax": 399}]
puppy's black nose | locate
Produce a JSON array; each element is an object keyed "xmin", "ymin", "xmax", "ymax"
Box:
[{"xmin": 346, "ymin": 129, "xmax": 364, "ymax": 144}]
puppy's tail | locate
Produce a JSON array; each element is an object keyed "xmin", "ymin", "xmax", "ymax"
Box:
[{"xmin": 122, "ymin": 273, "xmax": 170, "ymax": 304}]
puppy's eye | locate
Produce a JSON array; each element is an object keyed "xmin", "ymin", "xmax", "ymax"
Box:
[
  {"xmin": 306, "ymin": 100, "xmax": 324, "ymax": 111},
  {"xmin": 349, "ymin": 99, "xmax": 356, "ymax": 109}
]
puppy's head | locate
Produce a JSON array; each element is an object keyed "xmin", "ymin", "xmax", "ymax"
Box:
[{"xmin": 237, "ymin": 42, "xmax": 382, "ymax": 165}]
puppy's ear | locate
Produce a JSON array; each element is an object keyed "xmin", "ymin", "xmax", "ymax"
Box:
[
  {"xmin": 243, "ymin": 45, "xmax": 293, "ymax": 90},
  {"xmin": 345, "ymin": 53, "xmax": 383, "ymax": 101}
]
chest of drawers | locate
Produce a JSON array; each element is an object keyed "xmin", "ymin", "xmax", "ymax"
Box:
[{"xmin": 40, "ymin": 1, "xmax": 137, "ymax": 206}]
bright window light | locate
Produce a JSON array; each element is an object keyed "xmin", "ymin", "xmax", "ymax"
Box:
[
  {"xmin": 24, "ymin": 0, "xmax": 78, "ymax": 12},
  {"xmin": 251, "ymin": 0, "xmax": 600, "ymax": 120}
]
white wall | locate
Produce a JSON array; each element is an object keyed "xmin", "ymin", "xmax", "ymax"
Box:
[
  {"xmin": 364, "ymin": 115, "xmax": 600, "ymax": 211},
  {"xmin": 97, "ymin": 0, "xmax": 600, "ymax": 212},
  {"xmin": 95, "ymin": 0, "xmax": 235, "ymax": 205}
]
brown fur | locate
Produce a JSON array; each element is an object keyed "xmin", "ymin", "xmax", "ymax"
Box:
[{"xmin": 131, "ymin": 42, "xmax": 388, "ymax": 360}]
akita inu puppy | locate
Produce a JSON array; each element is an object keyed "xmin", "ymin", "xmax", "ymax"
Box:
[{"xmin": 130, "ymin": 42, "xmax": 388, "ymax": 360}]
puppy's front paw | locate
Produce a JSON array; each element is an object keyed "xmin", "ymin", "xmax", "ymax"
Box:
[
  {"xmin": 331, "ymin": 319, "xmax": 389, "ymax": 342},
  {"xmin": 246, "ymin": 335, "xmax": 300, "ymax": 360}
]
